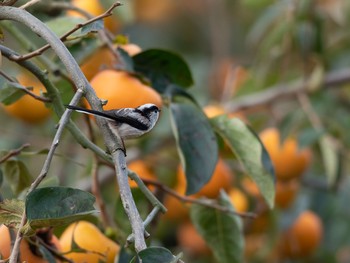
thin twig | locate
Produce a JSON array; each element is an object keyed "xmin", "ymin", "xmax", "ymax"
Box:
[
  {"xmin": 128, "ymin": 171, "xmax": 167, "ymax": 213},
  {"xmin": 141, "ymin": 178, "xmax": 257, "ymax": 219},
  {"xmin": 12, "ymin": 81, "xmax": 52, "ymax": 103},
  {"xmin": 126, "ymin": 172, "xmax": 167, "ymax": 244},
  {"xmin": 19, "ymin": 0, "xmax": 41, "ymax": 9},
  {"xmin": 0, "ymin": 69, "xmax": 15, "ymax": 82},
  {"xmin": 12, "ymin": 2, "xmax": 122, "ymax": 61},
  {"xmin": 0, "ymin": 0, "xmax": 17, "ymax": 6},
  {"xmin": 46, "ymin": 1, "xmax": 123, "ymax": 65},
  {"xmin": 36, "ymin": 235, "xmax": 74, "ymax": 263},
  {"xmin": 0, "ymin": 143, "xmax": 30, "ymax": 164}
]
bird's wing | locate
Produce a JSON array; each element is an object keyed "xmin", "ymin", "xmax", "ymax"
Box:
[{"xmin": 107, "ymin": 108, "xmax": 149, "ymax": 131}]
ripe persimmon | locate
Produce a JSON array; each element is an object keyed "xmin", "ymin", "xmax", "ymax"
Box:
[
  {"xmin": 90, "ymin": 70, "xmax": 162, "ymax": 109},
  {"xmin": 228, "ymin": 188, "xmax": 249, "ymax": 212},
  {"xmin": 177, "ymin": 159, "xmax": 234, "ymax": 199},
  {"xmin": 275, "ymin": 179, "xmax": 299, "ymax": 209},
  {"xmin": 81, "ymin": 44, "xmax": 142, "ymax": 81},
  {"xmin": 0, "ymin": 225, "xmax": 61, "ymax": 263},
  {"xmin": 279, "ymin": 211, "xmax": 323, "ymax": 259},
  {"xmin": 259, "ymin": 128, "xmax": 312, "ymax": 180},
  {"xmin": 59, "ymin": 221, "xmax": 120, "ymax": 263}
]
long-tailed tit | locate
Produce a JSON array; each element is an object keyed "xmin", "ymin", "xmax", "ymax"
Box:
[{"xmin": 66, "ymin": 103, "xmax": 160, "ymax": 151}]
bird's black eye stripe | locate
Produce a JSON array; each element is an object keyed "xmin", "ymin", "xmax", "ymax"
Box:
[
  {"xmin": 133, "ymin": 108, "xmax": 149, "ymax": 120},
  {"xmin": 142, "ymin": 106, "xmax": 159, "ymax": 115}
]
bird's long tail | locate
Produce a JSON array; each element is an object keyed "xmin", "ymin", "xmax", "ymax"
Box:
[{"xmin": 65, "ymin": 105, "xmax": 115, "ymax": 121}]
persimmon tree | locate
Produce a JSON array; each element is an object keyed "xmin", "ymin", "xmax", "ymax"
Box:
[{"xmin": 0, "ymin": 2, "xmax": 275, "ymax": 263}]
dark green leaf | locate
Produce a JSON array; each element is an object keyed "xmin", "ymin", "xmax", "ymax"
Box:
[
  {"xmin": 81, "ymin": 19, "xmax": 104, "ymax": 34},
  {"xmin": 118, "ymin": 247, "xmax": 135, "ymax": 263},
  {"xmin": 191, "ymin": 192, "xmax": 244, "ymax": 263},
  {"xmin": 0, "ymin": 199, "xmax": 24, "ymax": 227},
  {"xmin": 3, "ymin": 160, "xmax": 32, "ymax": 194},
  {"xmin": 211, "ymin": 116, "xmax": 275, "ymax": 208},
  {"xmin": 133, "ymin": 49, "xmax": 193, "ymax": 93},
  {"xmin": 131, "ymin": 247, "xmax": 176, "ymax": 263},
  {"xmin": 170, "ymin": 97, "xmax": 218, "ymax": 195},
  {"xmin": 0, "ymin": 79, "xmax": 26, "ymax": 105},
  {"xmin": 26, "ymin": 187, "xmax": 97, "ymax": 229},
  {"xmin": 117, "ymin": 47, "xmax": 134, "ymax": 72}
]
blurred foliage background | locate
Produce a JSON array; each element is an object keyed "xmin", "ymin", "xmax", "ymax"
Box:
[{"xmin": 2, "ymin": 0, "xmax": 350, "ymax": 262}]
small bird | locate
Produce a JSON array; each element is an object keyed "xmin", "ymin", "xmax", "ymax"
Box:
[{"xmin": 66, "ymin": 103, "xmax": 160, "ymax": 153}]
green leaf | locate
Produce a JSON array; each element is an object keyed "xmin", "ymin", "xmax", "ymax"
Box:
[
  {"xmin": 0, "ymin": 199, "xmax": 24, "ymax": 227},
  {"xmin": 117, "ymin": 247, "xmax": 135, "ymax": 263},
  {"xmin": 131, "ymin": 247, "xmax": 176, "ymax": 263},
  {"xmin": 3, "ymin": 160, "xmax": 32, "ymax": 194},
  {"xmin": 117, "ymin": 46, "xmax": 134, "ymax": 72},
  {"xmin": 320, "ymin": 135, "xmax": 339, "ymax": 185},
  {"xmin": 0, "ymin": 79, "xmax": 26, "ymax": 105},
  {"xmin": 211, "ymin": 116, "xmax": 275, "ymax": 208},
  {"xmin": 191, "ymin": 191, "xmax": 244, "ymax": 263},
  {"xmin": 25, "ymin": 187, "xmax": 97, "ymax": 229},
  {"xmin": 133, "ymin": 49, "xmax": 194, "ymax": 93},
  {"xmin": 81, "ymin": 19, "xmax": 104, "ymax": 34},
  {"xmin": 170, "ymin": 97, "xmax": 218, "ymax": 195}
]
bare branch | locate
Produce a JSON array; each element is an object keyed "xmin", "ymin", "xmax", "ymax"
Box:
[
  {"xmin": 0, "ymin": 69, "xmax": 15, "ymax": 82},
  {"xmin": 19, "ymin": 0, "xmax": 41, "ymax": 9},
  {"xmin": 0, "ymin": 143, "xmax": 30, "ymax": 164},
  {"xmin": 13, "ymin": 81, "xmax": 52, "ymax": 102},
  {"xmin": 13, "ymin": 1, "xmax": 122, "ymax": 61},
  {"xmin": 0, "ymin": 0, "xmax": 17, "ymax": 6},
  {"xmin": 46, "ymin": 1, "xmax": 124, "ymax": 65},
  {"xmin": 225, "ymin": 67, "xmax": 350, "ymax": 112},
  {"xmin": 142, "ymin": 178, "xmax": 257, "ymax": 219}
]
